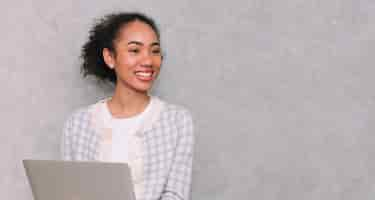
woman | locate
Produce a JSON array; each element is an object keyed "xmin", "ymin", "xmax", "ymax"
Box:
[{"xmin": 61, "ymin": 12, "xmax": 194, "ymax": 200}]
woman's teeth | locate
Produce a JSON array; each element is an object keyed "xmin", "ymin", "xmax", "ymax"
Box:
[{"xmin": 135, "ymin": 72, "xmax": 153, "ymax": 77}]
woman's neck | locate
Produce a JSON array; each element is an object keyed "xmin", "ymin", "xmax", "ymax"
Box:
[{"xmin": 107, "ymin": 84, "xmax": 150, "ymax": 118}]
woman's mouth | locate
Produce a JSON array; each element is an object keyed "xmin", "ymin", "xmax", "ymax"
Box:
[{"xmin": 135, "ymin": 71, "xmax": 154, "ymax": 81}]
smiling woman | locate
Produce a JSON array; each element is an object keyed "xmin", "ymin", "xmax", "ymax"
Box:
[
  {"xmin": 102, "ymin": 20, "xmax": 162, "ymax": 94},
  {"xmin": 61, "ymin": 12, "xmax": 194, "ymax": 200}
]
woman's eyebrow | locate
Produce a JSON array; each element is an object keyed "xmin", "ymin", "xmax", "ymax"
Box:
[
  {"xmin": 151, "ymin": 42, "xmax": 160, "ymax": 46},
  {"xmin": 127, "ymin": 41, "xmax": 143, "ymax": 46},
  {"xmin": 127, "ymin": 41, "xmax": 160, "ymax": 46}
]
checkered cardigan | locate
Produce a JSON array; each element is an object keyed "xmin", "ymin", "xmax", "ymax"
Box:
[{"xmin": 61, "ymin": 97, "xmax": 194, "ymax": 200}]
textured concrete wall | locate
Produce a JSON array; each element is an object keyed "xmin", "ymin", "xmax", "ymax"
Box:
[{"xmin": 1, "ymin": 0, "xmax": 375, "ymax": 199}]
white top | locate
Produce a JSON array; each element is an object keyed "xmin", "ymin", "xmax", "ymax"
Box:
[
  {"xmin": 101, "ymin": 97, "xmax": 155, "ymax": 163},
  {"xmin": 95, "ymin": 96, "xmax": 162, "ymax": 198}
]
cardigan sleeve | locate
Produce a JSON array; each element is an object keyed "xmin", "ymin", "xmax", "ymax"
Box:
[
  {"xmin": 161, "ymin": 109, "xmax": 194, "ymax": 200},
  {"xmin": 61, "ymin": 114, "xmax": 75, "ymax": 161}
]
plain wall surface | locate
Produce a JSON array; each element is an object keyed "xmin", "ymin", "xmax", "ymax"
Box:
[{"xmin": 1, "ymin": 0, "xmax": 375, "ymax": 199}]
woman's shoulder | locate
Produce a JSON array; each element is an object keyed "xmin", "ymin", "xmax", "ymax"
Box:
[
  {"xmin": 155, "ymin": 96, "xmax": 193, "ymax": 124},
  {"xmin": 153, "ymin": 97, "xmax": 194, "ymax": 139},
  {"xmin": 63, "ymin": 100, "xmax": 105, "ymax": 128}
]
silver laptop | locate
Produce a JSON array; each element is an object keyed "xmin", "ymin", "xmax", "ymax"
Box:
[{"xmin": 23, "ymin": 160, "xmax": 135, "ymax": 200}]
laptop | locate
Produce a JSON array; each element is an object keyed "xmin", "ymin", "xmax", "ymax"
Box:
[{"xmin": 23, "ymin": 160, "xmax": 135, "ymax": 200}]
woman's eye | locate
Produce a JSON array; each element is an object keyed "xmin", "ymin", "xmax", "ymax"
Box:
[
  {"xmin": 152, "ymin": 49, "xmax": 161, "ymax": 54},
  {"xmin": 129, "ymin": 49, "xmax": 139, "ymax": 53}
]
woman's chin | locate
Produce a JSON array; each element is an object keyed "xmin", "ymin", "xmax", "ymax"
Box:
[{"xmin": 132, "ymin": 84, "xmax": 153, "ymax": 94}]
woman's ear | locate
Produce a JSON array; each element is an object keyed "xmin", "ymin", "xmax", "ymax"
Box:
[{"xmin": 102, "ymin": 48, "xmax": 115, "ymax": 69}]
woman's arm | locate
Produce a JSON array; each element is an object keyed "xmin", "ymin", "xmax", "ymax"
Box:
[
  {"xmin": 61, "ymin": 115, "xmax": 74, "ymax": 161},
  {"xmin": 161, "ymin": 109, "xmax": 194, "ymax": 200}
]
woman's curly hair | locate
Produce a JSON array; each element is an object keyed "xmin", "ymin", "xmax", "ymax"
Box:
[{"xmin": 80, "ymin": 12, "xmax": 160, "ymax": 83}]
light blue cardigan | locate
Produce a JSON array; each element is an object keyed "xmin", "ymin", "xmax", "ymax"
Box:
[{"xmin": 61, "ymin": 97, "xmax": 194, "ymax": 200}]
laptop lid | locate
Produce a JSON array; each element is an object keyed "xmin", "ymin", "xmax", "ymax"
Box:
[{"xmin": 23, "ymin": 160, "xmax": 135, "ymax": 200}]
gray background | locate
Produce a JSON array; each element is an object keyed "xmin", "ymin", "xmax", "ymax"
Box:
[{"xmin": 1, "ymin": 0, "xmax": 375, "ymax": 199}]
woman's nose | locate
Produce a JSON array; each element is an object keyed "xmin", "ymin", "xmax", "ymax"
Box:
[{"xmin": 140, "ymin": 52, "xmax": 152, "ymax": 67}]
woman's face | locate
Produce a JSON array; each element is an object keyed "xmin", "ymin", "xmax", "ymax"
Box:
[{"xmin": 104, "ymin": 20, "xmax": 162, "ymax": 93}]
